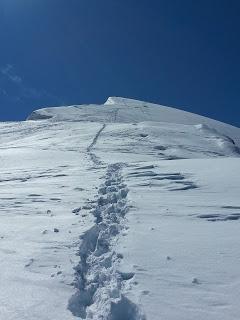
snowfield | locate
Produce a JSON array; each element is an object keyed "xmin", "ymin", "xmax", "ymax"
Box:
[{"xmin": 0, "ymin": 97, "xmax": 240, "ymax": 320}]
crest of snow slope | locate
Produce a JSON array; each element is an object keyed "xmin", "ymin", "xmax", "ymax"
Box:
[
  {"xmin": 0, "ymin": 98, "xmax": 239, "ymax": 320},
  {"xmin": 28, "ymin": 96, "xmax": 240, "ymax": 148}
]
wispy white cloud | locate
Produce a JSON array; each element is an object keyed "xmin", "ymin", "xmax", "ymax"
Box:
[
  {"xmin": 0, "ymin": 64, "xmax": 62, "ymax": 104},
  {"xmin": 1, "ymin": 64, "xmax": 23, "ymax": 84}
]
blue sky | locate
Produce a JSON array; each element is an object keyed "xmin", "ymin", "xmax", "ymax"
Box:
[{"xmin": 0, "ymin": 0, "xmax": 239, "ymax": 126}]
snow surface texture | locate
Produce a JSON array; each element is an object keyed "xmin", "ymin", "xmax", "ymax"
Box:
[
  {"xmin": 0, "ymin": 97, "xmax": 240, "ymax": 320},
  {"xmin": 28, "ymin": 97, "xmax": 240, "ymax": 149}
]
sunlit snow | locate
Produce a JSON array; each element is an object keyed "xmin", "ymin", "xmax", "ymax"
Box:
[{"xmin": 0, "ymin": 97, "xmax": 240, "ymax": 320}]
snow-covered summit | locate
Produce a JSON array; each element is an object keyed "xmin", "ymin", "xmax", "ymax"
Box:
[{"xmin": 27, "ymin": 96, "xmax": 240, "ymax": 147}]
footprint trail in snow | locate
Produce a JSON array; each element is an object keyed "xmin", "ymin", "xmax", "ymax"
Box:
[
  {"xmin": 69, "ymin": 124, "xmax": 145, "ymax": 319},
  {"xmin": 69, "ymin": 164, "xmax": 145, "ymax": 319}
]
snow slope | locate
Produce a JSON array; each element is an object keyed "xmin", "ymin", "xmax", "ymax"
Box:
[
  {"xmin": 28, "ymin": 97, "xmax": 240, "ymax": 148},
  {"xmin": 0, "ymin": 97, "xmax": 239, "ymax": 320}
]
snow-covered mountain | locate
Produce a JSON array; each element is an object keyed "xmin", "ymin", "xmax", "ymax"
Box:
[
  {"xmin": 28, "ymin": 97, "xmax": 240, "ymax": 148},
  {"xmin": 1, "ymin": 97, "xmax": 240, "ymax": 320}
]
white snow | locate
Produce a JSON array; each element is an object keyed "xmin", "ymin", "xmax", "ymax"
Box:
[
  {"xmin": 28, "ymin": 97, "xmax": 240, "ymax": 148},
  {"xmin": 0, "ymin": 97, "xmax": 240, "ymax": 319}
]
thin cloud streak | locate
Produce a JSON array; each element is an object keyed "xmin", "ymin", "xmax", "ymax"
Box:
[
  {"xmin": 1, "ymin": 64, "xmax": 23, "ymax": 84},
  {"xmin": 0, "ymin": 64, "xmax": 62, "ymax": 104}
]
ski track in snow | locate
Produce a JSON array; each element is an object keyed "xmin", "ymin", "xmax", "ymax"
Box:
[
  {"xmin": 87, "ymin": 124, "xmax": 106, "ymax": 166},
  {"xmin": 110, "ymin": 109, "xmax": 119, "ymax": 122},
  {"xmin": 69, "ymin": 125, "xmax": 146, "ymax": 319}
]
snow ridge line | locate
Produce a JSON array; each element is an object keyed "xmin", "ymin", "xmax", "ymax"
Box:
[
  {"xmin": 87, "ymin": 124, "xmax": 106, "ymax": 166},
  {"xmin": 68, "ymin": 163, "xmax": 146, "ymax": 320}
]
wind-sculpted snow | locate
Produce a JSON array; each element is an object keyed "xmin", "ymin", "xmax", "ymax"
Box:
[{"xmin": 95, "ymin": 121, "xmax": 240, "ymax": 162}]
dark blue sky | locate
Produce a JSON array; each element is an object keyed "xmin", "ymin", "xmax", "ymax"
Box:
[{"xmin": 0, "ymin": 0, "xmax": 239, "ymax": 126}]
